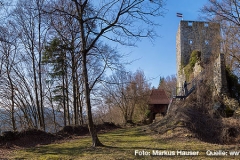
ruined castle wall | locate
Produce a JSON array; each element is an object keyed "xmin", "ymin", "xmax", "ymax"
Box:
[
  {"xmin": 176, "ymin": 24, "xmax": 184, "ymax": 88},
  {"xmin": 213, "ymin": 54, "xmax": 228, "ymax": 95},
  {"xmin": 176, "ymin": 20, "xmax": 220, "ymax": 89}
]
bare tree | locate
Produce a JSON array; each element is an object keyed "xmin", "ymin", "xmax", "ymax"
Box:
[
  {"xmin": 102, "ymin": 70, "xmax": 151, "ymax": 124},
  {"xmin": 0, "ymin": 25, "xmax": 18, "ymax": 131},
  {"xmin": 158, "ymin": 75, "xmax": 177, "ymax": 98},
  {"xmin": 46, "ymin": 0, "xmax": 84, "ymax": 126},
  {"xmin": 46, "ymin": 0, "xmax": 165, "ymax": 147},
  {"xmin": 201, "ymin": 0, "xmax": 240, "ymax": 73},
  {"xmin": 11, "ymin": 0, "xmax": 50, "ymax": 130},
  {"xmin": 221, "ymin": 21, "xmax": 240, "ymax": 73},
  {"xmin": 201, "ymin": 0, "xmax": 240, "ymax": 26}
]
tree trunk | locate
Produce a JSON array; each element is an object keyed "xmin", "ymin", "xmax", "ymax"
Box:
[
  {"xmin": 49, "ymin": 87, "xmax": 57, "ymax": 133},
  {"xmin": 124, "ymin": 111, "xmax": 128, "ymax": 124},
  {"xmin": 76, "ymin": 72, "xmax": 80, "ymax": 125},
  {"xmin": 76, "ymin": 73, "xmax": 83, "ymax": 125},
  {"xmin": 71, "ymin": 52, "xmax": 78, "ymax": 125},
  {"xmin": 62, "ymin": 64, "xmax": 66, "ymax": 127},
  {"xmin": 66, "ymin": 75, "xmax": 71, "ymax": 125},
  {"xmin": 15, "ymin": 68, "xmax": 38, "ymax": 128},
  {"xmin": 8, "ymin": 72, "xmax": 16, "ymax": 131},
  {"xmin": 37, "ymin": 0, "xmax": 45, "ymax": 131},
  {"xmin": 73, "ymin": 0, "xmax": 103, "ymax": 147},
  {"xmin": 17, "ymin": 96, "xmax": 34, "ymax": 129},
  {"xmin": 39, "ymin": 43, "xmax": 45, "ymax": 131},
  {"xmin": 82, "ymin": 53, "xmax": 103, "ymax": 147},
  {"xmin": 78, "ymin": 94, "xmax": 84, "ymax": 125},
  {"xmin": 32, "ymin": 48, "xmax": 42, "ymax": 130},
  {"xmin": 129, "ymin": 100, "xmax": 137, "ymax": 123}
]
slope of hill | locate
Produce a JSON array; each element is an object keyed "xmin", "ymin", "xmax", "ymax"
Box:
[{"xmin": 148, "ymin": 89, "xmax": 240, "ymax": 145}]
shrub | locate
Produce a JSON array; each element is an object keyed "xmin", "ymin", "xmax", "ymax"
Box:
[
  {"xmin": 226, "ymin": 67, "xmax": 240, "ymax": 101},
  {"xmin": 145, "ymin": 109, "xmax": 151, "ymax": 118},
  {"xmin": 189, "ymin": 50, "xmax": 201, "ymax": 67},
  {"xmin": 2, "ymin": 131, "xmax": 18, "ymax": 141},
  {"xmin": 184, "ymin": 50, "xmax": 201, "ymax": 81},
  {"xmin": 225, "ymin": 106, "xmax": 234, "ymax": 117}
]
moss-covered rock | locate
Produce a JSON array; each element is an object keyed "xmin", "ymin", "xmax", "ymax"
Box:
[{"xmin": 184, "ymin": 50, "xmax": 201, "ymax": 81}]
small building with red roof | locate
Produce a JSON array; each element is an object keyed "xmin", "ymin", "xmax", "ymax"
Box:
[{"xmin": 148, "ymin": 89, "xmax": 170, "ymax": 121}]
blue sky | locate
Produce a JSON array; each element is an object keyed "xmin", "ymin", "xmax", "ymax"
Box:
[{"xmin": 122, "ymin": 0, "xmax": 209, "ymax": 88}]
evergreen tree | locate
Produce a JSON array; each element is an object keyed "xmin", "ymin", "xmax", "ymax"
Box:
[{"xmin": 42, "ymin": 38, "xmax": 70, "ymax": 126}]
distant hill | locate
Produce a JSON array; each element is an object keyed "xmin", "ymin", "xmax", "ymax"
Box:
[{"xmin": 0, "ymin": 107, "xmax": 66, "ymax": 134}]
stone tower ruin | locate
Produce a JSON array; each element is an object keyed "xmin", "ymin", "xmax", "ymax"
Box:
[{"xmin": 176, "ymin": 20, "xmax": 227, "ymax": 95}]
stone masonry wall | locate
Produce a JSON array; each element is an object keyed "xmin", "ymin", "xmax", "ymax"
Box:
[
  {"xmin": 176, "ymin": 20, "xmax": 221, "ymax": 90},
  {"xmin": 213, "ymin": 53, "xmax": 228, "ymax": 95}
]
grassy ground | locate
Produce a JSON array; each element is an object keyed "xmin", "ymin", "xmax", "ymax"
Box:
[{"xmin": 11, "ymin": 127, "xmax": 240, "ymax": 159}]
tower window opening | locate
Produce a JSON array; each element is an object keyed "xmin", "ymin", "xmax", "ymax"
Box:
[
  {"xmin": 204, "ymin": 23, "xmax": 209, "ymax": 27},
  {"xmin": 188, "ymin": 21, "xmax": 193, "ymax": 26},
  {"xmin": 189, "ymin": 39, "xmax": 193, "ymax": 45},
  {"xmin": 205, "ymin": 40, "xmax": 209, "ymax": 45}
]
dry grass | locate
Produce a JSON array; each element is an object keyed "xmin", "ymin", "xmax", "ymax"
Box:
[{"xmin": 5, "ymin": 126, "xmax": 240, "ymax": 160}]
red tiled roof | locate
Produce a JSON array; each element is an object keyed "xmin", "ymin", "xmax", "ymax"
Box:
[{"xmin": 148, "ymin": 89, "xmax": 170, "ymax": 104}]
